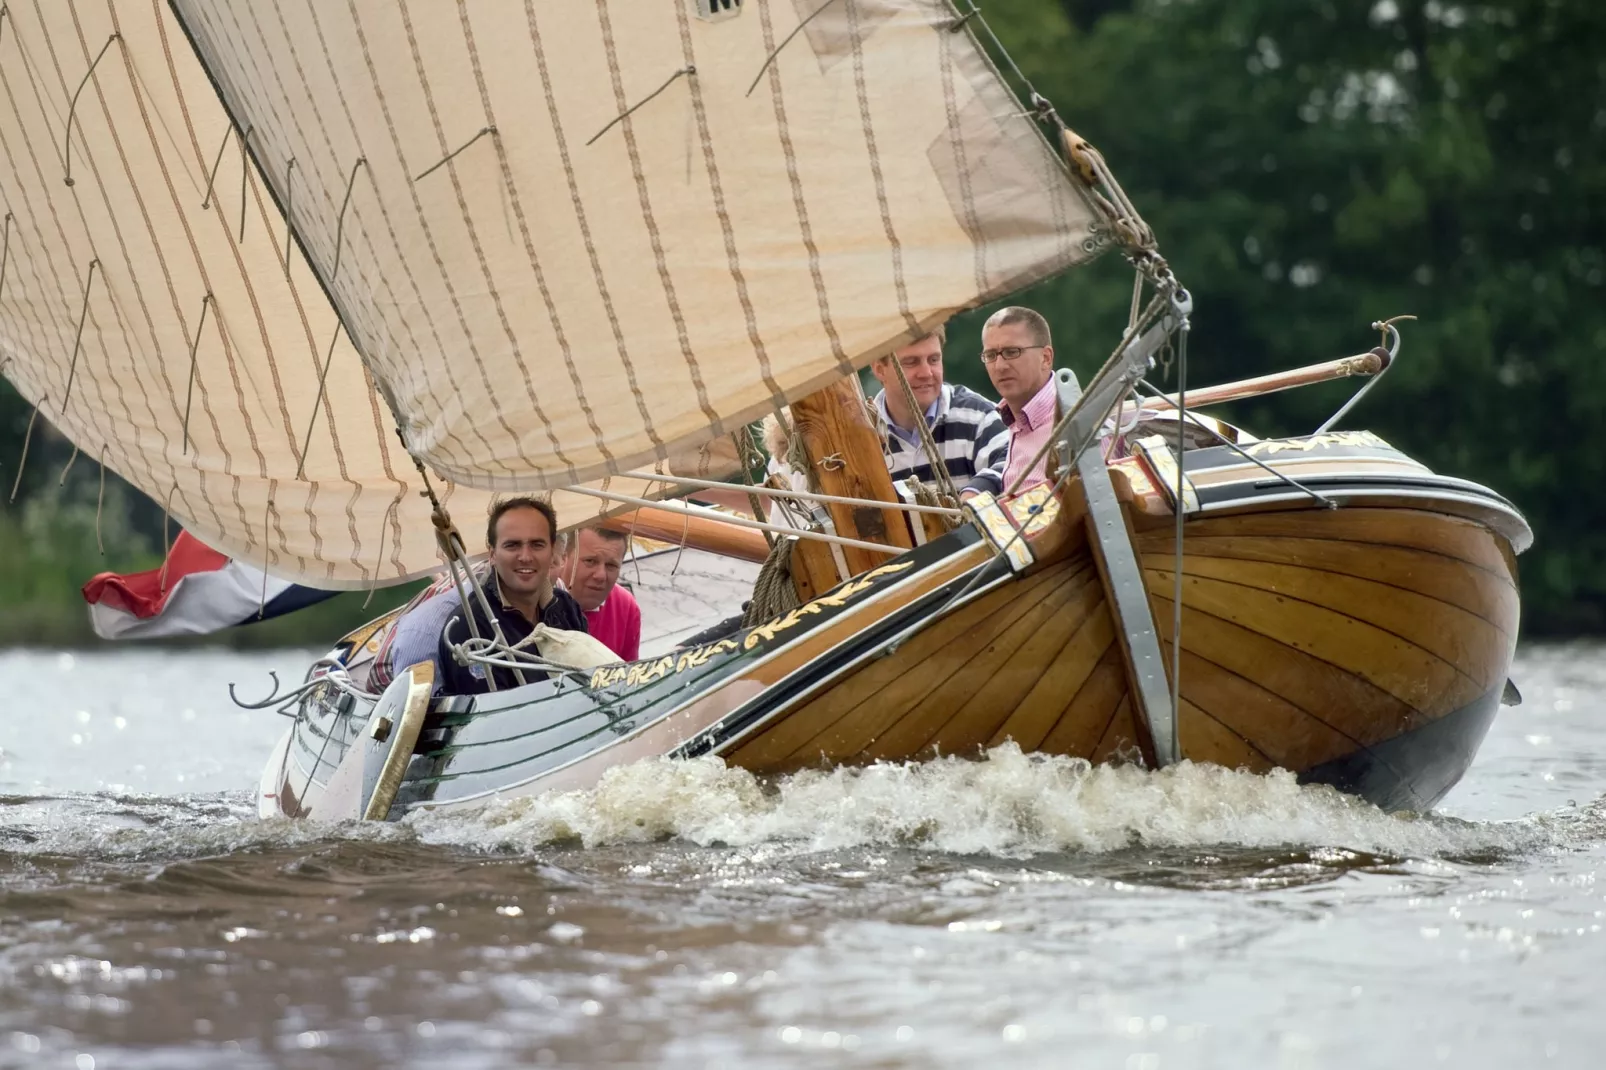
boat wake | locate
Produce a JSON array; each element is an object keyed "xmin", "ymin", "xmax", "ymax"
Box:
[
  {"xmin": 2, "ymin": 745, "xmax": 1598, "ymax": 868},
  {"xmin": 407, "ymin": 743, "xmax": 1601, "ymax": 861}
]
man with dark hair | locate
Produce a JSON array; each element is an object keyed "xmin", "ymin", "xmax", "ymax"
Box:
[
  {"xmin": 968, "ymin": 306, "xmax": 1060, "ymax": 498},
  {"xmin": 868, "ymin": 325, "xmax": 1009, "ymax": 498},
  {"xmin": 554, "ymin": 525, "xmax": 641, "ymax": 661},
  {"xmin": 436, "ymin": 496, "xmax": 588, "ymax": 695}
]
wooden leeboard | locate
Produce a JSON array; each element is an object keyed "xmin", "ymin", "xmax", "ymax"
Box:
[{"xmin": 362, "ymin": 661, "xmax": 435, "ymax": 821}]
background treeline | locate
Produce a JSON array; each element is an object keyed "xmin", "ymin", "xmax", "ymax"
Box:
[{"xmin": 2, "ymin": 0, "xmax": 1601, "ymax": 645}]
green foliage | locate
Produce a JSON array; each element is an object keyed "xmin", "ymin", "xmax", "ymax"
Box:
[{"xmin": 946, "ymin": 0, "xmax": 1606, "ymax": 633}]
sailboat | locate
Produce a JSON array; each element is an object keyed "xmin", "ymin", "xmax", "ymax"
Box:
[{"xmin": 0, "ymin": 2, "xmax": 1525, "ymax": 821}]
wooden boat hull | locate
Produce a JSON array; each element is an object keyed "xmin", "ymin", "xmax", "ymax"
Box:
[
  {"xmin": 260, "ymin": 432, "xmax": 1527, "ymax": 820},
  {"xmin": 720, "ymin": 505, "xmax": 1517, "ymax": 812}
]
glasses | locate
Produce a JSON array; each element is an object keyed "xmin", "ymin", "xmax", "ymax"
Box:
[{"xmin": 979, "ymin": 345, "xmax": 1046, "ymax": 364}]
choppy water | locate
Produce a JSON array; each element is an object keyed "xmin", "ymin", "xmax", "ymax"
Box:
[{"xmin": 1, "ymin": 644, "xmax": 1603, "ymax": 1069}]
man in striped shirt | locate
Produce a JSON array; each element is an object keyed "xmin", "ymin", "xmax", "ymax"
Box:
[{"xmin": 868, "ymin": 325, "xmax": 1010, "ymax": 501}]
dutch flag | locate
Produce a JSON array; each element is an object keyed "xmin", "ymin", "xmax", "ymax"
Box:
[{"xmin": 81, "ymin": 531, "xmax": 335, "ymax": 640}]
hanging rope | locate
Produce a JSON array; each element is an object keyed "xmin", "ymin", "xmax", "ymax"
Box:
[
  {"xmin": 296, "ymin": 321, "xmax": 342, "ymax": 480},
  {"xmin": 60, "ymin": 259, "xmax": 100, "ymax": 415},
  {"xmin": 746, "ymin": 0, "xmax": 840, "ymax": 96},
  {"xmin": 62, "ymin": 34, "xmax": 120, "ymax": 187},
  {"xmin": 329, "ymin": 157, "xmax": 367, "ymax": 282},
  {"xmin": 57, "ymin": 442, "xmax": 78, "ymax": 485},
  {"xmin": 414, "ymin": 125, "xmax": 496, "ymax": 183},
  {"xmin": 94, "ymin": 445, "xmax": 105, "ymax": 555},
  {"xmin": 236, "ymin": 125, "xmax": 251, "ymax": 243},
  {"xmin": 362, "ymin": 493, "xmax": 403, "ymax": 610},
  {"xmin": 904, "ymin": 475, "xmax": 960, "ymax": 532},
  {"xmin": 0, "ymin": 212, "xmax": 13, "ymax": 307},
  {"xmin": 181, "ymin": 293, "xmax": 213, "ymax": 455},
  {"xmin": 157, "ymin": 482, "xmax": 178, "ymax": 592},
  {"xmin": 888, "ymin": 353, "xmax": 960, "ymax": 506},
  {"xmin": 8, "ymin": 397, "xmax": 40, "ymax": 503},
  {"xmin": 282, "ymin": 158, "xmax": 296, "ymax": 279},
  {"xmin": 257, "ymin": 483, "xmax": 274, "ymax": 619},
  {"xmin": 731, "ymin": 429, "xmax": 775, "ymax": 550},
  {"xmin": 587, "ymin": 66, "xmax": 695, "ymax": 146},
  {"xmin": 200, "ymin": 124, "xmax": 239, "ymax": 210}
]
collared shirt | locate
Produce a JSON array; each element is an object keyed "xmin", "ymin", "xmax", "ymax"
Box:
[
  {"xmin": 972, "ymin": 375, "xmax": 1058, "ymax": 498},
  {"xmin": 437, "ymin": 571, "xmax": 588, "ymax": 695},
  {"xmin": 872, "ymin": 384, "xmax": 1010, "ymax": 499},
  {"xmin": 585, "ymin": 584, "xmax": 641, "ymax": 662},
  {"xmin": 882, "ymin": 396, "xmax": 940, "ymax": 447}
]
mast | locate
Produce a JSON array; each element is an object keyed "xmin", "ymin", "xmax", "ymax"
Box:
[{"xmin": 786, "ymin": 377, "xmax": 914, "ymax": 597}]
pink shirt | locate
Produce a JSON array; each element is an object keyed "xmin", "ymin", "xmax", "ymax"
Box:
[
  {"xmin": 586, "ymin": 584, "xmax": 641, "ymax": 662},
  {"xmin": 997, "ymin": 376, "xmax": 1059, "ymax": 497}
]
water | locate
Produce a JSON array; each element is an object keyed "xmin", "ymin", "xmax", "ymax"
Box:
[{"xmin": 1, "ymin": 644, "xmax": 1602, "ymax": 1069}]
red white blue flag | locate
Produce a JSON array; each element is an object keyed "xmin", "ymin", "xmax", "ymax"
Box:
[{"xmin": 81, "ymin": 531, "xmax": 334, "ymax": 640}]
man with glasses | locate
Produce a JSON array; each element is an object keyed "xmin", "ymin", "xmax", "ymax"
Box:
[
  {"xmin": 867, "ymin": 325, "xmax": 1010, "ymax": 499},
  {"xmin": 967, "ymin": 306, "xmax": 1059, "ymax": 498}
]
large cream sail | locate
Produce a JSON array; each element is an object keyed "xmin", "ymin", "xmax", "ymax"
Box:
[
  {"xmin": 0, "ymin": 1, "xmax": 1101, "ymax": 587},
  {"xmin": 171, "ymin": 0, "xmax": 1100, "ymax": 485},
  {"xmin": 0, "ymin": 2, "xmax": 731, "ymax": 588}
]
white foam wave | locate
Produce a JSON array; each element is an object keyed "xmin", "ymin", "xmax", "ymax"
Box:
[{"xmin": 407, "ymin": 744, "xmax": 1574, "ymax": 859}]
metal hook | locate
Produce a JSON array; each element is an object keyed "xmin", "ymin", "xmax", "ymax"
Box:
[
  {"xmin": 228, "ymin": 670, "xmax": 318, "ymax": 710},
  {"xmin": 1314, "ymin": 315, "xmax": 1412, "ymax": 435}
]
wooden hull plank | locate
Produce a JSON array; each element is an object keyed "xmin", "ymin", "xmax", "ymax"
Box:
[
  {"xmin": 1300, "ymin": 684, "xmax": 1503, "ymax": 811},
  {"xmin": 1037, "ymin": 645, "xmax": 1129, "ymax": 758},
  {"xmin": 1143, "ymin": 569, "xmax": 1485, "ymax": 717},
  {"xmin": 1149, "ymin": 599, "xmax": 1427, "ymax": 747},
  {"xmin": 1164, "ymin": 646, "xmax": 1356, "ymax": 771},
  {"xmin": 923, "ymin": 576, "xmax": 1109, "ymax": 757},
  {"xmin": 988, "ymin": 595, "xmax": 1116, "ymax": 751},
  {"xmin": 855, "ymin": 567, "xmax": 1093, "ymax": 763},
  {"xmin": 1090, "ymin": 696, "xmax": 1144, "ymax": 765},
  {"xmin": 1141, "ymin": 534, "xmax": 1519, "ymax": 627},
  {"xmin": 731, "ymin": 563, "xmax": 1074, "ymax": 768},
  {"xmin": 1142, "ymin": 554, "xmax": 1512, "ymax": 690},
  {"xmin": 1175, "ymin": 697, "xmax": 1277, "ymax": 774},
  {"xmin": 1154, "ymin": 508, "xmax": 1515, "ymax": 580}
]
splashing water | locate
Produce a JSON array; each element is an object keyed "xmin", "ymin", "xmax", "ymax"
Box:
[{"xmin": 407, "ymin": 743, "xmax": 1583, "ymax": 860}]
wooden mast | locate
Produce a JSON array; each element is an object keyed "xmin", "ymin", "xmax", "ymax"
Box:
[{"xmin": 786, "ymin": 377, "xmax": 914, "ymax": 596}]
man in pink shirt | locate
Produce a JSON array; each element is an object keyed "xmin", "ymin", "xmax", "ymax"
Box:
[
  {"xmin": 967, "ymin": 306, "xmax": 1059, "ymax": 500},
  {"xmin": 554, "ymin": 526, "xmax": 641, "ymax": 662}
]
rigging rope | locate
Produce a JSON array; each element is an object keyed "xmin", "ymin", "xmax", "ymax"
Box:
[
  {"xmin": 888, "ymin": 352, "xmax": 961, "ymax": 507},
  {"xmin": 743, "ymin": 537, "xmax": 801, "ymax": 627}
]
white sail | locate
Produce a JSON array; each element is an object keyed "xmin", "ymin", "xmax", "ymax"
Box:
[
  {"xmin": 171, "ymin": 0, "xmax": 1100, "ymax": 486},
  {"xmin": 0, "ymin": 2, "xmax": 732, "ymax": 588},
  {"xmin": 0, "ymin": 1, "xmax": 1100, "ymax": 586}
]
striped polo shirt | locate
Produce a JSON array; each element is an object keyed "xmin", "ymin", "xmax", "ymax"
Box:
[{"xmin": 872, "ymin": 383, "xmax": 1010, "ymax": 498}]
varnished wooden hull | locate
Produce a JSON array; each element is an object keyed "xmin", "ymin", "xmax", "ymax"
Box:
[
  {"xmin": 721, "ymin": 505, "xmax": 1519, "ymax": 811},
  {"xmin": 264, "ymin": 433, "xmax": 1527, "ymax": 818}
]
